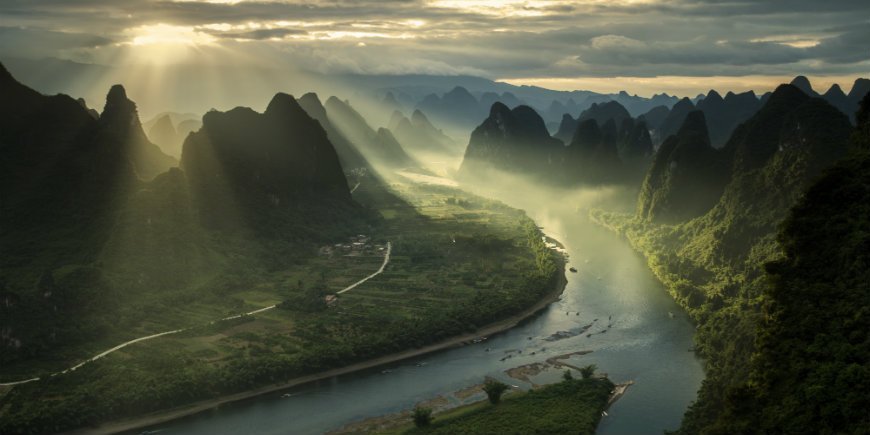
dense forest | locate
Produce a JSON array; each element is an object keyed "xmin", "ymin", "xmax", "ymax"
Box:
[{"xmin": 594, "ymin": 91, "xmax": 870, "ymax": 434}]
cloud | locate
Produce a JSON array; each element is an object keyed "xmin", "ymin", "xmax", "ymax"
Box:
[{"xmin": 0, "ymin": 0, "xmax": 867, "ymax": 79}]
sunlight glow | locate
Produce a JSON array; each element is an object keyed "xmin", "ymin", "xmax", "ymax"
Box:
[
  {"xmin": 128, "ymin": 24, "xmax": 216, "ymax": 46},
  {"xmin": 750, "ymin": 35, "xmax": 822, "ymax": 49},
  {"xmin": 428, "ymin": 0, "xmax": 655, "ymax": 17},
  {"xmin": 497, "ymin": 74, "xmax": 865, "ymax": 97}
]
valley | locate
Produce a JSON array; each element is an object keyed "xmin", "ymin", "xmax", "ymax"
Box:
[{"xmin": 1, "ymin": 13, "xmax": 868, "ymax": 431}]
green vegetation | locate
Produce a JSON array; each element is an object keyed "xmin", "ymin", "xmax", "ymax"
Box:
[
  {"xmin": 482, "ymin": 379, "xmax": 509, "ymax": 404},
  {"xmin": 413, "ymin": 407, "xmax": 434, "ymax": 428},
  {"xmin": 592, "ymin": 87, "xmax": 867, "ymax": 434},
  {"xmin": 580, "ymin": 364, "xmax": 597, "ymax": 380},
  {"xmin": 0, "ymin": 175, "xmax": 562, "ymax": 434},
  {"xmin": 404, "ymin": 377, "xmax": 613, "ymax": 435}
]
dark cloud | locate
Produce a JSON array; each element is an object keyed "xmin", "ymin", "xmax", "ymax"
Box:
[
  {"xmin": 208, "ymin": 27, "xmax": 307, "ymax": 40},
  {"xmin": 0, "ymin": 0, "xmax": 867, "ymax": 79},
  {"xmin": 0, "ymin": 27, "xmax": 114, "ymax": 58}
]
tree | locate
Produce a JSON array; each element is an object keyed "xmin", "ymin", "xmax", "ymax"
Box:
[
  {"xmin": 563, "ymin": 370, "xmax": 574, "ymax": 381},
  {"xmin": 483, "ymin": 379, "xmax": 509, "ymax": 404},
  {"xmin": 413, "ymin": 407, "xmax": 433, "ymax": 427},
  {"xmin": 580, "ymin": 364, "xmax": 597, "ymax": 379}
]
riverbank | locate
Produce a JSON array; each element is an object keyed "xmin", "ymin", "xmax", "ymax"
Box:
[{"xmin": 70, "ymin": 262, "xmax": 568, "ymax": 435}]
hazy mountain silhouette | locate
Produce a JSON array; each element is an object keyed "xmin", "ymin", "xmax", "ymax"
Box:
[
  {"xmin": 553, "ymin": 101, "xmax": 631, "ymax": 144},
  {"xmin": 637, "ymin": 111, "xmax": 729, "ymax": 222},
  {"xmin": 297, "ymin": 92, "xmax": 370, "ymax": 170},
  {"xmin": 617, "ymin": 117, "xmax": 654, "ymax": 168},
  {"xmin": 695, "ymin": 90, "xmax": 762, "ymax": 147},
  {"xmin": 144, "ymin": 113, "xmax": 201, "ymax": 158},
  {"xmin": 182, "ymin": 93, "xmax": 352, "ymax": 228},
  {"xmin": 789, "ymin": 75, "xmax": 816, "ymax": 96},
  {"xmin": 389, "ymin": 109, "xmax": 457, "ymax": 154},
  {"xmin": 657, "ymin": 97, "xmax": 696, "ymax": 144},
  {"xmin": 0, "ymin": 63, "xmax": 179, "ymax": 348},
  {"xmin": 562, "ymin": 119, "xmax": 621, "ymax": 184},
  {"xmin": 638, "ymin": 105, "xmax": 669, "ymax": 132},
  {"xmin": 459, "ymin": 102, "xmax": 562, "ymax": 178},
  {"xmin": 324, "ymin": 96, "xmax": 415, "ymax": 168},
  {"xmin": 417, "ymin": 86, "xmax": 481, "ymax": 127}
]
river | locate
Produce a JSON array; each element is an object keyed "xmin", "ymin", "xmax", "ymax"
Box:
[{"xmin": 139, "ymin": 183, "xmax": 704, "ymax": 435}]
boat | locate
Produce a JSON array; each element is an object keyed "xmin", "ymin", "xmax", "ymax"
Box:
[{"xmin": 569, "ymin": 267, "xmax": 578, "ymax": 273}]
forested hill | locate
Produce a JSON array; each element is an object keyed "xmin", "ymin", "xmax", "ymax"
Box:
[
  {"xmin": 592, "ymin": 85, "xmax": 866, "ymax": 434},
  {"xmin": 714, "ymin": 139, "xmax": 870, "ymax": 434},
  {"xmin": 699, "ymin": 93, "xmax": 870, "ymax": 433}
]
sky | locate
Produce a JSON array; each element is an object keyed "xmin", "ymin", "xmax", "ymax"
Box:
[{"xmin": 1, "ymin": 0, "xmax": 868, "ymax": 97}]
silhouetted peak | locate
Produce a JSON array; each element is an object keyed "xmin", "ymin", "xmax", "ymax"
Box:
[
  {"xmin": 296, "ymin": 93, "xmax": 329, "ymax": 125},
  {"xmin": 445, "ymin": 86, "xmax": 474, "ymax": 99},
  {"xmin": 705, "ymin": 90, "xmax": 723, "ymax": 102},
  {"xmin": 411, "ymin": 109, "xmax": 430, "ymax": 125},
  {"xmin": 265, "ymin": 92, "xmax": 305, "ymax": 118},
  {"xmin": 823, "ymin": 83, "xmax": 847, "ymax": 99},
  {"xmin": 299, "ymin": 92, "xmax": 322, "ymax": 106},
  {"xmin": 676, "ymin": 110, "xmax": 709, "ymax": 141},
  {"xmin": 152, "ymin": 114, "xmax": 174, "ymax": 131},
  {"xmin": 766, "ymin": 84, "xmax": 811, "ymax": 108},
  {"xmin": 849, "ymin": 78, "xmax": 870, "ymax": 100},
  {"xmin": 790, "ymin": 76, "xmax": 815, "ymax": 95},
  {"xmin": 511, "ymin": 105, "xmax": 549, "ymax": 136},
  {"xmin": 101, "ymin": 84, "xmax": 138, "ymax": 122},
  {"xmin": 489, "ymin": 101, "xmax": 511, "ymax": 118},
  {"xmin": 561, "ymin": 113, "xmax": 574, "ymax": 123},
  {"xmin": 106, "ymin": 85, "xmax": 128, "ymax": 105},
  {"xmin": 673, "ymin": 97, "xmax": 694, "ymax": 111},
  {"xmin": 618, "ymin": 91, "xmax": 630, "ymax": 98},
  {"xmin": 420, "ymin": 93, "xmax": 440, "ymax": 105}
]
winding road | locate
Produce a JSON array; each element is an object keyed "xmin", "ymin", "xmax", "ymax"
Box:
[{"xmin": 0, "ymin": 242, "xmax": 393, "ymax": 387}]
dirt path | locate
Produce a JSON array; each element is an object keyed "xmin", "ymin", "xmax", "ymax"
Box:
[
  {"xmin": 0, "ymin": 244, "xmax": 392, "ymax": 387},
  {"xmin": 337, "ymin": 242, "xmax": 391, "ymax": 294}
]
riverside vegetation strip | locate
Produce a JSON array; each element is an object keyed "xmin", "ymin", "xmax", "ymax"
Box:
[{"xmin": 0, "ymin": 176, "xmax": 563, "ymax": 434}]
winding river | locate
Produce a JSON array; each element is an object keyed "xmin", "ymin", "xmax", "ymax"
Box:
[{"xmin": 139, "ymin": 184, "xmax": 704, "ymax": 435}]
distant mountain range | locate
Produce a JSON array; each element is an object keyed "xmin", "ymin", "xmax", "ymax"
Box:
[
  {"xmin": 142, "ymin": 112, "xmax": 202, "ymax": 158},
  {"xmin": 4, "ymin": 57, "xmax": 866, "ymax": 148},
  {"xmin": 458, "ymin": 73, "xmax": 869, "ymax": 191},
  {"xmin": 459, "ymin": 101, "xmax": 654, "ymax": 185}
]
